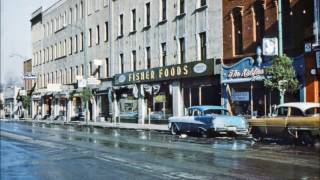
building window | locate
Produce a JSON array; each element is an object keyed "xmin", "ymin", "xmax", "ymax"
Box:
[
  {"xmin": 81, "ymin": 64, "xmax": 84, "ymax": 76},
  {"xmin": 161, "ymin": 0, "xmax": 166, "ymax": 21},
  {"xmin": 199, "ymin": 0, "xmax": 206, "ymax": 7},
  {"xmin": 51, "ymin": 20, "xmax": 54, "ymax": 34},
  {"xmin": 131, "ymin": 9, "xmax": 136, "ymax": 32},
  {"xmin": 179, "ymin": 38, "xmax": 185, "ymax": 63},
  {"xmin": 96, "ymin": 25, "xmax": 100, "ymax": 45},
  {"xmin": 70, "ymin": 67, "xmax": 74, "ymax": 83},
  {"xmin": 146, "ymin": 47, "xmax": 151, "ymax": 69},
  {"xmin": 161, "ymin": 43, "xmax": 166, "ymax": 66},
  {"xmin": 69, "ymin": 8, "xmax": 72, "ymax": 24},
  {"xmin": 80, "ymin": 32, "xmax": 83, "ymax": 51},
  {"xmin": 69, "ymin": 37, "xmax": 73, "ymax": 55},
  {"xmin": 119, "ymin": 14, "xmax": 123, "ymax": 36},
  {"xmin": 80, "ymin": 1, "xmax": 83, "ymax": 19},
  {"xmin": 63, "ymin": 11, "xmax": 67, "ymax": 26},
  {"xmin": 199, "ymin": 32, "xmax": 206, "ymax": 60},
  {"xmin": 145, "ymin": 2, "xmax": 150, "ymax": 27},
  {"xmin": 254, "ymin": 2, "xmax": 265, "ymax": 43},
  {"xmin": 89, "ymin": 62, "xmax": 93, "ymax": 76},
  {"xmin": 88, "ymin": 28, "xmax": 92, "ymax": 47},
  {"xmin": 64, "ymin": 39, "xmax": 67, "ymax": 56},
  {"xmin": 179, "ymin": 0, "xmax": 185, "ymax": 14},
  {"xmin": 105, "ymin": 58, "xmax": 109, "ymax": 77},
  {"xmin": 75, "ymin": 4, "xmax": 78, "ymax": 22},
  {"xmin": 75, "ymin": 35, "xmax": 78, "ymax": 53},
  {"xmin": 233, "ymin": 8, "xmax": 243, "ymax": 55},
  {"xmin": 119, "ymin": 54, "xmax": 124, "ymax": 74},
  {"xmin": 132, "ymin": 50, "xmax": 136, "ymax": 71},
  {"xmin": 104, "ymin": 21, "xmax": 108, "ymax": 41}
]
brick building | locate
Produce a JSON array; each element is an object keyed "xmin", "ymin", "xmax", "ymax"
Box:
[
  {"xmin": 23, "ymin": 59, "xmax": 33, "ymax": 95},
  {"xmin": 221, "ymin": 0, "xmax": 319, "ymax": 117}
]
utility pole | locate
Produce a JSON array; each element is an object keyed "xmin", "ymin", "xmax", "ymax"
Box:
[{"xmin": 278, "ymin": 0, "xmax": 283, "ymax": 56}]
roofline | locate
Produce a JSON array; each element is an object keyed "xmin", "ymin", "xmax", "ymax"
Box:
[{"xmin": 42, "ymin": 0, "xmax": 67, "ymax": 15}]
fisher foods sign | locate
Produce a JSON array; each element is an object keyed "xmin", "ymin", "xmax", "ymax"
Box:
[{"xmin": 114, "ymin": 60, "xmax": 215, "ymax": 85}]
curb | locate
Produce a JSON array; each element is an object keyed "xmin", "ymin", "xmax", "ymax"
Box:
[{"xmin": 1, "ymin": 119, "xmax": 169, "ymax": 132}]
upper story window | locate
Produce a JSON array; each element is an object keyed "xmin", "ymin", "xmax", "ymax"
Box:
[
  {"xmin": 199, "ymin": 0, "xmax": 206, "ymax": 7},
  {"xmin": 104, "ymin": 21, "xmax": 109, "ymax": 41},
  {"xmin": 131, "ymin": 50, "xmax": 137, "ymax": 71},
  {"xmin": 105, "ymin": 58, "xmax": 109, "ymax": 77},
  {"xmin": 179, "ymin": 0, "xmax": 185, "ymax": 15},
  {"xmin": 80, "ymin": 1, "xmax": 84, "ymax": 19},
  {"xmin": 131, "ymin": 9, "xmax": 136, "ymax": 32},
  {"xmin": 64, "ymin": 11, "xmax": 67, "ymax": 26},
  {"xmin": 95, "ymin": 0, "xmax": 99, "ymax": 11},
  {"xmin": 232, "ymin": 7, "xmax": 243, "ymax": 55},
  {"xmin": 88, "ymin": 28, "xmax": 92, "ymax": 47},
  {"xmin": 145, "ymin": 2, "xmax": 151, "ymax": 27},
  {"xmin": 119, "ymin": 14, "xmax": 123, "ymax": 37},
  {"xmin": 69, "ymin": 37, "xmax": 73, "ymax": 55},
  {"xmin": 199, "ymin": 32, "xmax": 206, "ymax": 60},
  {"xmin": 96, "ymin": 25, "xmax": 100, "ymax": 45},
  {"xmin": 75, "ymin": 4, "xmax": 78, "ymax": 22},
  {"xmin": 43, "ymin": 24, "xmax": 46, "ymax": 37},
  {"xmin": 161, "ymin": 43, "xmax": 166, "ymax": 66},
  {"xmin": 75, "ymin": 35, "xmax": 78, "ymax": 53},
  {"xmin": 80, "ymin": 32, "xmax": 84, "ymax": 51},
  {"xmin": 179, "ymin": 38, "xmax": 185, "ymax": 63},
  {"xmin": 160, "ymin": 0, "xmax": 166, "ymax": 21},
  {"xmin": 146, "ymin": 47, "xmax": 151, "ymax": 69},
  {"xmin": 119, "ymin": 54, "xmax": 124, "ymax": 74},
  {"xmin": 69, "ymin": 8, "xmax": 73, "ymax": 24},
  {"xmin": 253, "ymin": 2, "xmax": 265, "ymax": 44}
]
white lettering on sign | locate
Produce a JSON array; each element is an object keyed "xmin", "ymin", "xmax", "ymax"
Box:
[
  {"xmin": 232, "ymin": 91, "xmax": 249, "ymax": 101},
  {"xmin": 228, "ymin": 67, "xmax": 264, "ymax": 78}
]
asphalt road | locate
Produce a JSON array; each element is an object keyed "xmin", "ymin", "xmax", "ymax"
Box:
[{"xmin": 1, "ymin": 120, "xmax": 319, "ymax": 180}]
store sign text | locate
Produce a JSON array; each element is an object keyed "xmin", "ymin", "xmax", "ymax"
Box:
[
  {"xmin": 227, "ymin": 67, "xmax": 264, "ymax": 79},
  {"xmin": 115, "ymin": 60, "xmax": 215, "ymax": 85}
]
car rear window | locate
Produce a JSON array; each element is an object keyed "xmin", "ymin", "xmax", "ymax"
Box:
[
  {"xmin": 290, "ymin": 107, "xmax": 304, "ymax": 116},
  {"xmin": 203, "ymin": 109, "xmax": 230, "ymax": 116},
  {"xmin": 305, "ymin": 107, "xmax": 320, "ymax": 116},
  {"xmin": 277, "ymin": 107, "xmax": 289, "ymax": 116}
]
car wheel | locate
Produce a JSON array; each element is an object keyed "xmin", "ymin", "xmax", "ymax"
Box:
[
  {"xmin": 170, "ymin": 123, "xmax": 180, "ymax": 135},
  {"xmin": 298, "ymin": 131, "xmax": 314, "ymax": 146},
  {"xmin": 251, "ymin": 127, "xmax": 263, "ymax": 141},
  {"xmin": 199, "ymin": 128, "xmax": 208, "ymax": 138}
]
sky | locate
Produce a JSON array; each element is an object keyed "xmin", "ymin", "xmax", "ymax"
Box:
[{"xmin": 1, "ymin": 0, "xmax": 58, "ymax": 86}]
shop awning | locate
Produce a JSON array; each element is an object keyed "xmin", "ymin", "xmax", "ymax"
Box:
[{"xmin": 221, "ymin": 76, "xmax": 265, "ymax": 84}]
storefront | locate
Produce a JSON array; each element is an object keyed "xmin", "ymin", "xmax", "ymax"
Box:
[
  {"xmin": 221, "ymin": 57, "xmax": 273, "ymax": 118},
  {"xmin": 114, "ymin": 59, "xmax": 220, "ymax": 124}
]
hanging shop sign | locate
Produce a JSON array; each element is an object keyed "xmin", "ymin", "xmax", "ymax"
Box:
[
  {"xmin": 263, "ymin": 37, "xmax": 278, "ymax": 56},
  {"xmin": 221, "ymin": 57, "xmax": 268, "ymax": 84},
  {"xmin": 114, "ymin": 60, "xmax": 215, "ymax": 86}
]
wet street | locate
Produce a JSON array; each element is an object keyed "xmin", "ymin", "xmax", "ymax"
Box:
[{"xmin": 0, "ymin": 120, "xmax": 319, "ymax": 180}]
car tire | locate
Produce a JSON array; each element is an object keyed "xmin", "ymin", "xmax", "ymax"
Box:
[
  {"xmin": 298, "ymin": 131, "xmax": 314, "ymax": 146},
  {"xmin": 251, "ymin": 127, "xmax": 263, "ymax": 141},
  {"xmin": 170, "ymin": 123, "xmax": 180, "ymax": 135},
  {"xmin": 199, "ymin": 128, "xmax": 208, "ymax": 138}
]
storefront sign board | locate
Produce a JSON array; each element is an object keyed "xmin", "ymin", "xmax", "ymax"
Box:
[
  {"xmin": 222, "ymin": 57, "xmax": 267, "ymax": 84},
  {"xmin": 114, "ymin": 60, "xmax": 215, "ymax": 85},
  {"xmin": 231, "ymin": 91, "xmax": 249, "ymax": 101}
]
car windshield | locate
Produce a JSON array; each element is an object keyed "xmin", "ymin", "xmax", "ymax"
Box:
[
  {"xmin": 203, "ymin": 109, "xmax": 230, "ymax": 116},
  {"xmin": 305, "ymin": 107, "xmax": 320, "ymax": 116}
]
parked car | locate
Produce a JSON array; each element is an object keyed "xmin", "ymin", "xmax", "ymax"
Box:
[
  {"xmin": 249, "ymin": 102, "xmax": 320, "ymax": 145},
  {"xmin": 168, "ymin": 106, "xmax": 249, "ymax": 137}
]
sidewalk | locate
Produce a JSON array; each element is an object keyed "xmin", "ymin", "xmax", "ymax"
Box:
[{"xmin": 1, "ymin": 118, "xmax": 169, "ymax": 132}]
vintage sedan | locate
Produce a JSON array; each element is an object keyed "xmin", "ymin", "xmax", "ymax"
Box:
[
  {"xmin": 249, "ymin": 102, "xmax": 320, "ymax": 145},
  {"xmin": 168, "ymin": 106, "xmax": 249, "ymax": 137}
]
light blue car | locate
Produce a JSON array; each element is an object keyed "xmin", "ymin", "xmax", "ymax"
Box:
[{"xmin": 168, "ymin": 106, "xmax": 249, "ymax": 137}]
